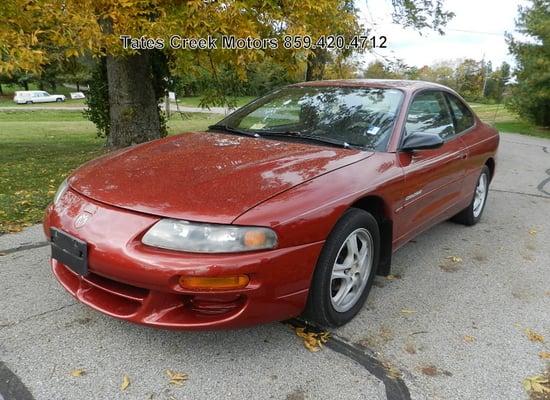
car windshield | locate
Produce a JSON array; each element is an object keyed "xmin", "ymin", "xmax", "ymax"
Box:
[{"xmin": 216, "ymin": 86, "xmax": 404, "ymax": 151}]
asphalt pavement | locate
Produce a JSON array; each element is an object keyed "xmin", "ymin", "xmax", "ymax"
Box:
[{"xmin": 0, "ymin": 132, "xmax": 549, "ymax": 400}]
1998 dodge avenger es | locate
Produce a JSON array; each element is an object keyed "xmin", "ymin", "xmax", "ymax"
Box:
[{"xmin": 44, "ymin": 80, "xmax": 499, "ymax": 329}]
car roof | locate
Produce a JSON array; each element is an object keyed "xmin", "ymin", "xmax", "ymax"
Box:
[{"xmin": 289, "ymin": 79, "xmax": 451, "ymax": 93}]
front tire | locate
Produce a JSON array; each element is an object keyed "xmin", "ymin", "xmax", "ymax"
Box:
[
  {"xmin": 303, "ymin": 208, "xmax": 380, "ymax": 327},
  {"xmin": 452, "ymin": 165, "xmax": 490, "ymax": 226}
]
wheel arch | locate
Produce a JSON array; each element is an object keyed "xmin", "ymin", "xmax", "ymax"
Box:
[
  {"xmin": 349, "ymin": 195, "xmax": 393, "ymax": 276},
  {"xmin": 485, "ymin": 157, "xmax": 495, "ymax": 182}
]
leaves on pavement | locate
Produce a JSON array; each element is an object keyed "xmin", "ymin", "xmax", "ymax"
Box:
[
  {"xmin": 525, "ymin": 328, "xmax": 545, "ymax": 343},
  {"xmin": 70, "ymin": 369, "xmax": 86, "ymax": 377},
  {"xmin": 463, "ymin": 335, "xmax": 476, "ymax": 343},
  {"xmin": 120, "ymin": 374, "xmax": 130, "ymax": 391},
  {"xmin": 523, "ymin": 374, "xmax": 550, "ymax": 395},
  {"xmin": 385, "ymin": 274, "xmax": 401, "ymax": 281},
  {"xmin": 539, "ymin": 351, "xmax": 550, "ymax": 360},
  {"xmin": 382, "ymin": 361, "xmax": 402, "ymax": 379},
  {"xmin": 528, "ymin": 228, "xmax": 538, "ymax": 236},
  {"xmin": 446, "ymin": 256, "xmax": 463, "ymax": 263},
  {"xmin": 294, "ymin": 327, "xmax": 330, "ymax": 352},
  {"xmin": 400, "ymin": 308, "xmax": 416, "ymax": 315},
  {"xmin": 166, "ymin": 369, "xmax": 188, "ymax": 386}
]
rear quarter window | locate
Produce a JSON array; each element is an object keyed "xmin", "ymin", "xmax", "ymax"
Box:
[{"xmin": 446, "ymin": 94, "xmax": 475, "ymax": 133}]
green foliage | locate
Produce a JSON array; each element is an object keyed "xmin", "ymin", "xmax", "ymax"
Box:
[
  {"xmin": 506, "ymin": 0, "xmax": 550, "ymax": 126},
  {"xmin": 364, "ymin": 58, "xmax": 511, "ymax": 103},
  {"xmin": 150, "ymin": 50, "xmax": 169, "ymax": 138},
  {"xmin": 484, "ymin": 62, "xmax": 511, "ymax": 103},
  {"xmin": 389, "ymin": 0, "xmax": 455, "ymax": 34},
  {"xmin": 84, "ymin": 58, "xmax": 110, "ymax": 138}
]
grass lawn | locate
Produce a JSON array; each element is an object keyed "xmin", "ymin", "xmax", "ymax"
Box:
[
  {"xmin": 469, "ymin": 103, "xmax": 550, "ymax": 139},
  {"xmin": 0, "ymin": 110, "xmax": 222, "ymax": 234}
]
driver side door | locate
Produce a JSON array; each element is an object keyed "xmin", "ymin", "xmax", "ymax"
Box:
[{"xmin": 395, "ymin": 90, "xmax": 467, "ymax": 246}]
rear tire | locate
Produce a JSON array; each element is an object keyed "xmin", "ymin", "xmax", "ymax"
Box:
[
  {"xmin": 26, "ymin": 101, "xmax": 33, "ymax": 104},
  {"xmin": 452, "ymin": 165, "xmax": 490, "ymax": 226},
  {"xmin": 56, "ymin": 98, "xmax": 63, "ymax": 102},
  {"xmin": 302, "ymin": 208, "xmax": 380, "ymax": 327}
]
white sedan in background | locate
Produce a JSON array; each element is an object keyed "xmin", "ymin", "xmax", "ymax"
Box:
[{"xmin": 14, "ymin": 90, "xmax": 66, "ymax": 104}]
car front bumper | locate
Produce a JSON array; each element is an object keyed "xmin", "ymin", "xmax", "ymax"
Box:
[{"xmin": 44, "ymin": 189, "xmax": 323, "ymax": 330}]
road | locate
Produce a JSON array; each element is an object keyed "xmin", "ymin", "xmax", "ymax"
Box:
[{"xmin": 0, "ymin": 132, "xmax": 549, "ymax": 400}]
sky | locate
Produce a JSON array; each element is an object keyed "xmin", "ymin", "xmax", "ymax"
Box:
[{"xmin": 356, "ymin": 0, "xmax": 529, "ymax": 68}]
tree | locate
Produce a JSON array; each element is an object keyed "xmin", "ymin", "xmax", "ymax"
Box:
[
  {"xmin": 484, "ymin": 61, "xmax": 511, "ymax": 103},
  {"xmin": 1, "ymin": 0, "xmax": 455, "ymax": 148},
  {"xmin": 455, "ymin": 59, "xmax": 484, "ymax": 100},
  {"xmin": 506, "ymin": 0, "xmax": 550, "ymax": 126}
]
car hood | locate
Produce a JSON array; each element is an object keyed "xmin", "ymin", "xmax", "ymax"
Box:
[{"xmin": 69, "ymin": 132, "xmax": 372, "ymax": 224}]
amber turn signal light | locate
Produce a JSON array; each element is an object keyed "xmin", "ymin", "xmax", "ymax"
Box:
[
  {"xmin": 178, "ymin": 275, "xmax": 250, "ymax": 290},
  {"xmin": 243, "ymin": 230, "xmax": 267, "ymax": 248}
]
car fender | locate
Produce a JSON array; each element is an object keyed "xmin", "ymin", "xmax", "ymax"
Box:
[{"xmin": 233, "ymin": 152, "xmax": 404, "ymax": 249}]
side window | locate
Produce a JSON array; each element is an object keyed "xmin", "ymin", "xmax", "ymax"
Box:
[
  {"xmin": 446, "ymin": 94, "xmax": 475, "ymax": 133},
  {"xmin": 405, "ymin": 91, "xmax": 455, "ymax": 140}
]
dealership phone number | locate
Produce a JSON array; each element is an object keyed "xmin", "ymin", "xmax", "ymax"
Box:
[{"xmin": 282, "ymin": 35, "xmax": 387, "ymax": 50}]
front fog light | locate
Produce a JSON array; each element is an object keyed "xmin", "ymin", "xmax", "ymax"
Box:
[{"xmin": 141, "ymin": 219, "xmax": 278, "ymax": 253}]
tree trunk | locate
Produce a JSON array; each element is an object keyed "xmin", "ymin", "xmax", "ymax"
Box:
[
  {"xmin": 76, "ymin": 81, "xmax": 80, "ymax": 92},
  {"xmin": 0, "ymin": 83, "xmax": 3, "ymax": 95},
  {"xmin": 305, "ymin": 49, "xmax": 329, "ymax": 81},
  {"xmin": 106, "ymin": 52, "xmax": 161, "ymax": 148}
]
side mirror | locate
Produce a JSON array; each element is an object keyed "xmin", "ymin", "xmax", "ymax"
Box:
[{"xmin": 401, "ymin": 132, "xmax": 444, "ymax": 151}]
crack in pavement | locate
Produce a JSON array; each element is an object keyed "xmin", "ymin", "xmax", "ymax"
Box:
[
  {"xmin": 0, "ymin": 303, "xmax": 77, "ymax": 330},
  {"xmin": 489, "ymin": 188, "xmax": 550, "ymax": 200},
  {"xmin": 0, "ymin": 242, "xmax": 49, "ymax": 256},
  {"xmin": 501, "ymin": 138, "xmax": 549, "ymax": 149},
  {"xmin": 287, "ymin": 319, "xmax": 411, "ymax": 400}
]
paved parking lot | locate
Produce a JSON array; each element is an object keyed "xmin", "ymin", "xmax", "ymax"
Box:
[{"xmin": 1, "ymin": 132, "xmax": 549, "ymax": 400}]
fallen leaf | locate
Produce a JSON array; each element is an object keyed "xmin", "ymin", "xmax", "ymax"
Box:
[
  {"xmin": 166, "ymin": 369, "xmax": 188, "ymax": 386},
  {"xmin": 120, "ymin": 374, "xmax": 130, "ymax": 391},
  {"xmin": 539, "ymin": 351, "xmax": 550, "ymax": 360},
  {"xmin": 0, "ymin": 252, "xmax": 6, "ymax": 256},
  {"xmin": 463, "ymin": 335, "xmax": 476, "ymax": 343},
  {"xmin": 420, "ymin": 365, "xmax": 438, "ymax": 376},
  {"xmin": 446, "ymin": 256, "xmax": 462, "ymax": 263},
  {"xmin": 525, "ymin": 328, "xmax": 545, "ymax": 343},
  {"xmin": 404, "ymin": 341, "xmax": 417, "ymax": 354},
  {"xmin": 70, "ymin": 369, "xmax": 85, "ymax": 377},
  {"xmin": 400, "ymin": 308, "xmax": 416, "ymax": 315},
  {"xmin": 528, "ymin": 228, "xmax": 538, "ymax": 236},
  {"xmin": 382, "ymin": 361, "xmax": 402, "ymax": 379},
  {"xmin": 294, "ymin": 327, "xmax": 330, "ymax": 352},
  {"xmin": 523, "ymin": 375, "xmax": 550, "ymax": 394},
  {"xmin": 385, "ymin": 274, "xmax": 401, "ymax": 281}
]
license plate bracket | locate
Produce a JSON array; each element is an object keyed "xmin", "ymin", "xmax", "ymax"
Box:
[{"xmin": 50, "ymin": 228, "xmax": 88, "ymax": 276}]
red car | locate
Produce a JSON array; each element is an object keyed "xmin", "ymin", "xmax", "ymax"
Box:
[{"xmin": 44, "ymin": 80, "xmax": 499, "ymax": 330}]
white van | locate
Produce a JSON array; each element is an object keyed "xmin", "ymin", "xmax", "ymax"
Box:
[{"xmin": 14, "ymin": 91, "xmax": 66, "ymax": 104}]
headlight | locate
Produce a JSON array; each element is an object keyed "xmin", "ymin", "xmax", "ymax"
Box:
[
  {"xmin": 142, "ymin": 219, "xmax": 278, "ymax": 253},
  {"xmin": 53, "ymin": 178, "xmax": 68, "ymax": 204}
]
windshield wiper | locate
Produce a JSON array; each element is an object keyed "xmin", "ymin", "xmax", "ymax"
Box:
[
  {"xmin": 208, "ymin": 124, "xmax": 261, "ymax": 138},
  {"xmin": 259, "ymin": 130, "xmax": 366, "ymax": 150}
]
